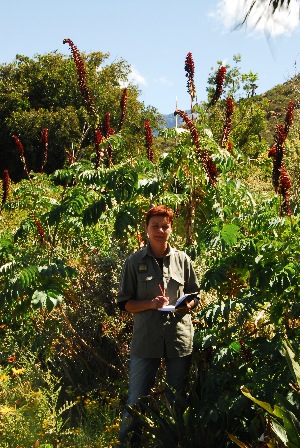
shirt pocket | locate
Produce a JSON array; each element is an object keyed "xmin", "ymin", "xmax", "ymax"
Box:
[
  {"xmin": 136, "ymin": 274, "xmax": 156, "ymax": 300},
  {"xmin": 165, "ymin": 273, "xmax": 184, "ymax": 303}
]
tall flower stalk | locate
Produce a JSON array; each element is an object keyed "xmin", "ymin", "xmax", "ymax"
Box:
[
  {"xmin": 63, "ymin": 38, "xmax": 97, "ymax": 117},
  {"xmin": 268, "ymin": 101, "xmax": 294, "ymax": 216},
  {"xmin": 221, "ymin": 97, "xmax": 234, "ymax": 148},
  {"xmin": 184, "ymin": 52, "xmax": 197, "ymax": 113},
  {"xmin": 1, "ymin": 169, "xmax": 10, "ymax": 212},
  {"xmin": 103, "ymin": 112, "xmax": 115, "ymax": 139},
  {"xmin": 208, "ymin": 66, "xmax": 227, "ymax": 107},
  {"xmin": 268, "ymin": 124, "xmax": 286, "ymax": 192},
  {"xmin": 284, "ymin": 100, "xmax": 294, "ymax": 134},
  {"xmin": 33, "ymin": 215, "xmax": 46, "ymax": 244},
  {"xmin": 144, "ymin": 121, "xmax": 154, "ymax": 163},
  {"xmin": 12, "ymin": 135, "xmax": 30, "ymax": 178},
  {"xmin": 174, "ymin": 109, "xmax": 218, "ymax": 186},
  {"xmin": 279, "ymin": 166, "xmax": 292, "ymax": 216},
  {"xmin": 66, "ymin": 149, "xmax": 74, "ymax": 165}
]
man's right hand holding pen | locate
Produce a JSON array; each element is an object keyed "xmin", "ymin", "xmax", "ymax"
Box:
[
  {"xmin": 154, "ymin": 283, "xmax": 169, "ymax": 309},
  {"xmin": 124, "ymin": 283, "xmax": 169, "ymax": 313}
]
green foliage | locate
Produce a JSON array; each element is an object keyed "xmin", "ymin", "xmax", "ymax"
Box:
[
  {"xmin": 0, "ymin": 256, "xmax": 77, "ymax": 311},
  {"xmin": 0, "ymin": 51, "xmax": 161, "ymax": 180},
  {"xmin": 0, "ymin": 354, "xmax": 77, "ymax": 447},
  {"xmin": 229, "ymin": 341, "xmax": 300, "ymax": 448},
  {"xmin": 0, "ymin": 43, "xmax": 299, "ymax": 448},
  {"xmin": 206, "ymin": 54, "xmax": 259, "ymax": 101}
]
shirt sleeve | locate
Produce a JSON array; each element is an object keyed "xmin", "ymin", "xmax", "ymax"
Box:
[
  {"xmin": 116, "ymin": 257, "xmax": 137, "ymax": 309},
  {"xmin": 184, "ymin": 254, "xmax": 200, "ymax": 294}
]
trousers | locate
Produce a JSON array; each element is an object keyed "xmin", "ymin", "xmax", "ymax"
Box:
[{"xmin": 118, "ymin": 354, "xmax": 191, "ymax": 447}]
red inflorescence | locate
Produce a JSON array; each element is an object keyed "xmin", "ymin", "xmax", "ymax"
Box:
[
  {"xmin": 12, "ymin": 134, "xmax": 24, "ymax": 157},
  {"xmin": 279, "ymin": 165, "xmax": 292, "ymax": 216},
  {"xmin": 221, "ymin": 97, "xmax": 234, "ymax": 147},
  {"xmin": 33, "ymin": 215, "xmax": 46, "ymax": 244},
  {"xmin": 210, "ymin": 66, "xmax": 227, "ymax": 106},
  {"xmin": 42, "ymin": 127, "xmax": 48, "ymax": 146},
  {"xmin": 1, "ymin": 169, "xmax": 10, "ymax": 210},
  {"xmin": 144, "ymin": 121, "xmax": 154, "ymax": 163},
  {"xmin": 174, "ymin": 109, "xmax": 218, "ymax": 186},
  {"xmin": 103, "ymin": 112, "xmax": 115, "ymax": 139},
  {"xmin": 274, "ymin": 124, "xmax": 287, "ymax": 148},
  {"xmin": 227, "ymin": 141, "xmax": 233, "ymax": 153},
  {"xmin": 267, "ymin": 146, "xmax": 277, "ymax": 159},
  {"xmin": 269, "ymin": 124, "xmax": 286, "ymax": 192},
  {"xmin": 184, "ymin": 52, "xmax": 197, "ymax": 102},
  {"xmin": 66, "ymin": 150, "xmax": 74, "ymax": 165},
  {"xmin": 12, "ymin": 135, "xmax": 29, "ymax": 177},
  {"xmin": 63, "ymin": 38, "xmax": 97, "ymax": 116},
  {"xmin": 95, "ymin": 127, "xmax": 104, "ymax": 145},
  {"xmin": 267, "ymin": 101, "xmax": 295, "ymax": 216}
]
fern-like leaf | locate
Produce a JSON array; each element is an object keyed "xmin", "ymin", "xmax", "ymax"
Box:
[
  {"xmin": 82, "ymin": 196, "xmax": 108, "ymax": 226},
  {"xmin": 106, "ymin": 166, "xmax": 138, "ymax": 203},
  {"xmin": 38, "ymin": 263, "xmax": 77, "ymax": 279},
  {"xmin": 115, "ymin": 204, "xmax": 140, "ymax": 239},
  {"xmin": 10, "ymin": 265, "xmax": 39, "ymax": 299}
]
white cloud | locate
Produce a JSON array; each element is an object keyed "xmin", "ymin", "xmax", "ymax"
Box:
[
  {"xmin": 212, "ymin": 0, "xmax": 300, "ymax": 37},
  {"xmin": 153, "ymin": 76, "xmax": 173, "ymax": 86},
  {"xmin": 120, "ymin": 66, "xmax": 147, "ymax": 88}
]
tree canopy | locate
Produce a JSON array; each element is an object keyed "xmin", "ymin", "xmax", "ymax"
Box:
[{"xmin": 0, "ymin": 50, "xmax": 161, "ymax": 180}]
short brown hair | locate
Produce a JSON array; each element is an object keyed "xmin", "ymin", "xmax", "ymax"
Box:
[{"xmin": 145, "ymin": 205, "xmax": 174, "ymax": 227}]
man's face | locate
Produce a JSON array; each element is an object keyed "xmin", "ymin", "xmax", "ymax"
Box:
[{"xmin": 146, "ymin": 215, "xmax": 172, "ymax": 244}]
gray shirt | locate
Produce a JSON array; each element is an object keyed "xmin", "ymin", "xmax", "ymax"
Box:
[{"xmin": 117, "ymin": 244, "xmax": 199, "ymax": 358}]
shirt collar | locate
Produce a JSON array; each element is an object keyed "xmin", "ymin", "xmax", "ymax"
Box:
[{"xmin": 142, "ymin": 243, "xmax": 173, "ymax": 259}]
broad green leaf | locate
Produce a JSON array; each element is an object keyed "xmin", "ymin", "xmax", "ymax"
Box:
[
  {"xmin": 221, "ymin": 223, "xmax": 240, "ymax": 246},
  {"xmin": 284, "ymin": 341, "xmax": 300, "ymax": 388},
  {"xmin": 240, "ymin": 386, "xmax": 274, "ymax": 414},
  {"xmin": 273, "ymin": 406, "xmax": 300, "ymax": 446},
  {"xmin": 230, "ymin": 341, "xmax": 241, "ymax": 352},
  {"xmin": 274, "ymin": 393, "xmax": 300, "ymax": 420},
  {"xmin": 270, "ymin": 419, "xmax": 288, "ymax": 445}
]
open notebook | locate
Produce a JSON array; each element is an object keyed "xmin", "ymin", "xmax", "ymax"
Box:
[{"xmin": 158, "ymin": 292, "xmax": 199, "ymax": 312}]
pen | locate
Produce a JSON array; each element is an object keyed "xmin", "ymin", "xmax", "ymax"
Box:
[{"xmin": 158, "ymin": 283, "xmax": 165, "ymax": 296}]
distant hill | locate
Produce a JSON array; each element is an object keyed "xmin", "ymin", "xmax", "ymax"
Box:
[
  {"xmin": 257, "ymin": 74, "xmax": 300, "ymax": 143},
  {"xmin": 162, "ymin": 112, "xmax": 183, "ymax": 128},
  {"xmin": 162, "ymin": 111, "xmax": 196, "ymax": 128}
]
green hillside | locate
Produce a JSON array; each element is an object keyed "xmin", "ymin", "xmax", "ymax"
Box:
[{"xmin": 258, "ymin": 73, "xmax": 300, "ymax": 143}]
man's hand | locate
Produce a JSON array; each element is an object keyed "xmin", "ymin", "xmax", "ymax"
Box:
[
  {"xmin": 151, "ymin": 295, "xmax": 169, "ymax": 309},
  {"xmin": 175, "ymin": 298, "xmax": 196, "ymax": 313},
  {"xmin": 125, "ymin": 296, "xmax": 169, "ymax": 312}
]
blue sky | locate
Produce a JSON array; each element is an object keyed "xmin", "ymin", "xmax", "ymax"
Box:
[{"xmin": 2, "ymin": 0, "xmax": 300, "ymax": 114}]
